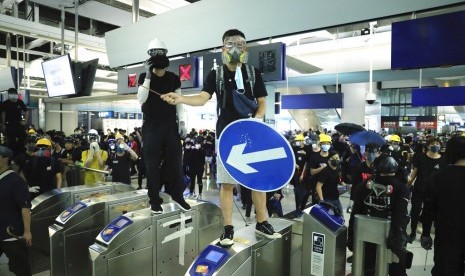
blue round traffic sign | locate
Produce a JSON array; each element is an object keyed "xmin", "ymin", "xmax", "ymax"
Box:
[{"xmin": 218, "ymin": 119, "xmax": 295, "ymax": 192}]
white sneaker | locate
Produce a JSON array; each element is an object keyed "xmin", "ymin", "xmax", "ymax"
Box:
[{"xmin": 196, "ymin": 194, "xmax": 202, "ymax": 200}]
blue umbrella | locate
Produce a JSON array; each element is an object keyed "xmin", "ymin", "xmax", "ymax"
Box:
[{"xmin": 349, "ymin": 130, "xmax": 386, "ymax": 146}]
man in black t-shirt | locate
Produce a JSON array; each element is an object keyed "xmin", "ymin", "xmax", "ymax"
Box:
[
  {"xmin": 137, "ymin": 38, "xmax": 191, "ymax": 213},
  {"xmin": 0, "ymin": 146, "xmax": 32, "ymax": 276},
  {"xmin": 315, "ymin": 150, "xmax": 345, "ymax": 214},
  {"xmin": 406, "ymin": 137, "xmax": 446, "ymax": 243},
  {"xmin": 0, "ymin": 88, "xmax": 29, "ymax": 155},
  {"xmin": 161, "ymin": 29, "xmax": 282, "ymax": 246}
]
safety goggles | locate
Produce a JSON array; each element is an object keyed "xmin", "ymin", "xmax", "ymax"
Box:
[
  {"xmin": 148, "ymin": 48, "xmax": 168, "ymax": 57},
  {"xmin": 224, "ymin": 37, "xmax": 246, "ymax": 50}
]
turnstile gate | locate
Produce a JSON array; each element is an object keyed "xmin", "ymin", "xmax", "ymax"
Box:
[
  {"xmin": 31, "ymin": 182, "xmax": 134, "ymax": 273},
  {"xmin": 89, "ymin": 200, "xmax": 223, "ymax": 276},
  {"xmin": 186, "ymin": 218, "xmax": 293, "ymax": 276},
  {"xmin": 48, "ymin": 189, "xmax": 150, "ymax": 276}
]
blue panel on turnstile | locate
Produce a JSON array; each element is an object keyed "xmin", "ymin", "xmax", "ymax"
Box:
[
  {"xmin": 100, "ymin": 216, "xmax": 133, "ymax": 242},
  {"xmin": 189, "ymin": 245, "xmax": 229, "ymax": 276},
  {"xmin": 59, "ymin": 201, "xmax": 87, "ymax": 222},
  {"xmin": 309, "ymin": 203, "xmax": 345, "ymax": 232}
]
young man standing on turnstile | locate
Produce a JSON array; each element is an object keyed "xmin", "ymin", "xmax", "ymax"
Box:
[
  {"xmin": 161, "ymin": 29, "xmax": 282, "ymax": 246},
  {"xmin": 137, "ymin": 38, "xmax": 191, "ymax": 213}
]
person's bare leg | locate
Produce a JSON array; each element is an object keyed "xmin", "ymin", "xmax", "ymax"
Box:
[
  {"xmin": 220, "ymin": 184, "xmax": 234, "ymax": 226},
  {"xmin": 252, "ymin": 191, "xmax": 267, "ymax": 223}
]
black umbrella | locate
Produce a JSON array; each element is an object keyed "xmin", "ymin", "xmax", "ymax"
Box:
[{"xmin": 334, "ymin": 123, "xmax": 365, "ymax": 136}]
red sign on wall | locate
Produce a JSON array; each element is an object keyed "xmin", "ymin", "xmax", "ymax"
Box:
[
  {"xmin": 382, "ymin": 121, "xmax": 398, "ymax": 128},
  {"xmin": 416, "ymin": 121, "xmax": 437, "ymax": 129}
]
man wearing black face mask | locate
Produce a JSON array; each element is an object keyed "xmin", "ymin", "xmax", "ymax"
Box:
[
  {"xmin": 315, "ymin": 150, "xmax": 345, "ymax": 215},
  {"xmin": 137, "ymin": 38, "xmax": 191, "ymax": 213},
  {"xmin": 0, "ymin": 88, "xmax": 29, "ymax": 155},
  {"xmin": 406, "ymin": 137, "xmax": 446, "ymax": 243}
]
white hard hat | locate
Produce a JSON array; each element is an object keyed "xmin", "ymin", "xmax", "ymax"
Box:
[
  {"xmin": 88, "ymin": 129, "xmax": 98, "ymax": 135},
  {"xmin": 147, "ymin": 38, "xmax": 168, "ymax": 55}
]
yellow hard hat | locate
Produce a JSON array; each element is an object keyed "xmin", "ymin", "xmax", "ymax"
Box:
[
  {"xmin": 27, "ymin": 129, "xmax": 36, "ymax": 134},
  {"xmin": 295, "ymin": 134, "xmax": 305, "ymax": 141},
  {"xmin": 36, "ymin": 138, "xmax": 51, "ymax": 147},
  {"xmin": 390, "ymin": 134, "xmax": 401, "ymax": 142},
  {"xmin": 319, "ymin": 134, "xmax": 332, "ymax": 143},
  {"xmin": 115, "ymin": 133, "xmax": 124, "ymax": 140}
]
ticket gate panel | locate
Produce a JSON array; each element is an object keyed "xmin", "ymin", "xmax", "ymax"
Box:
[
  {"xmin": 301, "ymin": 205, "xmax": 347, "ymax": 276},
  {"xmin": 49, "ymin": 190, "xmax": 148, "ymax": 276},
  {"xmin": 187, "ymin": 218, "xmax": 293, "ymax": 276},
  {"xmin": 31, "ymin": 182, "xmax": 133, "ymax": 274},
  {"xmin": 156, "ymin": 209, "xmax": 197, "ymax": 275},
  {"xmin": 108, "ymin": 247, "xmax": 153, "ymax": 276},
  {"xmin": 254, "ymin": 227, "xmax": 292, "ymax": 276},
  {"xmin": 90, "ymin": 201, "xmax": 223, "ymax": 276}
]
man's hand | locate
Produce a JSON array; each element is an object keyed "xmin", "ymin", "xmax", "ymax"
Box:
[
  {"xmin": 144, "ymin": 59, "xmax": 153, "ymax": 78},
  {"xmin": 273, "ymin": 193, "xmax": 282, "ymax": 200},
  {"xmin": 420, "ymin": 235, "xmax": 433, "ymax": 250},
  {"xmin": 160, "ymin": 92, "xmax": 182, "ymax": 105},
  {"xmin": 23, "ymin": 231, "xmax": 32, "ymax": 247},
  {"xmin": 28, "ymin": 186, "xmax": 40, "ymax": 193}
]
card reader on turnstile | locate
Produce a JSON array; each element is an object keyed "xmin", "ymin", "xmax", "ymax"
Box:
[
  {"xmin": 30, "ymin": 182, "xmax": 134, "ymax": 274},
  {"xmin": 100, "ymin": 216, "xmax": 133, "ymax": 242},
  {"xmin": 189, "ymin": 245, "xmax": 229, "ymax": 276},
  {"xmin": 186, "ymin": 218, "xmax": 294, "ymax": 276}
]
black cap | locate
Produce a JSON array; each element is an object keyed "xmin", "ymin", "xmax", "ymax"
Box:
[
  {"xmin": 0, "ymin": 146, "xmax": 13, "ymax": 159},
  {"xmin": 7, "ymin": 87, "xmax": 17, "ymax": 94}
]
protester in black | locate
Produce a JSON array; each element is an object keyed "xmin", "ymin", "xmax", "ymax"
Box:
[
  {"xmin": 406, "ymin": 137, "xmax": 446, "ymax": 243},
  {"xmin": 348, "ymin": 154, "xmax": 411, "ymax": 275},
  {"xmin": 23, "ymin": 138, "xmax": 62, "ymax": 200},
  {"xmin": 421, "ymin": 135, "xmax": 465, "ymax": 276},
  {"xmin": 315, "ymin": 150, "xmax": 345, "ymax": 214},
  {"xmin": 137, "ymin": 38, "xmax": 190, "ymax": 213},
  {"xmin": 106, "ymin": 134, "xmax": 138, "ymax": 185},
  {"xmin": 188, "ymin": 141, "xmax": 206, "ymax": 199},
  {"xmin": 0, "ymin": 88, "xmax": 29, "ymax": 155},
  {"xmin": 0, "ymin": 145, "xmax": 32, "ymax": 276},
  {"xmin": 348, "ymin": 143, "xmax": 379, "ymax": 213}
]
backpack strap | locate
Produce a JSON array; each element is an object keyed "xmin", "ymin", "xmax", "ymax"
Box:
[
  {"xmin": 245, "ymin": 64, "xmax": 257, "ymax": 103},
  {"xmin": 215, "ymin": 65, "xmax": 225, "ymax": 115}
]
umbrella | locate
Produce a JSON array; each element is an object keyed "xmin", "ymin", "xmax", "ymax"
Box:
[
  {"xmin": 349, "ymin": 130, "xmax": 386, "ymax": 146},
  {"xmin": 335, "ymin": 123, "xmax": 366, "ymax": 136}
]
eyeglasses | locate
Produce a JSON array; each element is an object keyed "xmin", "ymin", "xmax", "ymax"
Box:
[
  {"xmin": 224, "ymin": 39, "xmax": 246, "ymax": 50},
  {"xmin": 148, "ymin": 48, "xmax": 168, "ymax": 56}
]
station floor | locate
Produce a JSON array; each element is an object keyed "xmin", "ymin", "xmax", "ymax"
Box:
[{"xmin": 1, "ymin": 176, "xmax": 434, "ymax": 276}]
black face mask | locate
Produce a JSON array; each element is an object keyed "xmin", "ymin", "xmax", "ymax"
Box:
[
  {"xmin": 150, "ymin": 55, "xmax": 169, "ymax": 69},
  {"xmin": 330, "ymin": 160, "xmax": 340, "ymax": 167},
  {"xmin": 375, "ymin": 175, "xmax": 395, "ymax": 185}
]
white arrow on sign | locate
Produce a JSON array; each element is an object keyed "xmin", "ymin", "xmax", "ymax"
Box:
[{"xmin": 226, "ymin": 143, "xmax": 287, "ymax": 174}]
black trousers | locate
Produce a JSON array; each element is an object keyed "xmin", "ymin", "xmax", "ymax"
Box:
[
  {"xmin": 0, "ymin": 240, "xmax": 31, "ymax": 276},
  {"xmin": 189, "ymin": 169, "xmax": 204, "ymax": 194},
  {"xmin": 5, "ymin": 123, "xmax": 26, "ymax": 155},
  {"xmin": 432, "ymin": 240, "xmax": 465, "ymax": 276},
  {"xmin": 409, "ymin": 189, "xmax": 424, "ymax": 233},
  {"xmin": 142, "ymin": 122, "xmax": 185, "ymax": 206},
  {"xmin": 241, "ymin": 186, "xmax": 253, "ymax": 217},
  {"xmin": 361, "ymin": 242, "xmax": 407, "ymax": 276}
]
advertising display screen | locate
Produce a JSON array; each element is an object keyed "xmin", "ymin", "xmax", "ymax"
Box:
[{"xmin": 42, "ymin": 54, "xmax": 77, "ymax": 97}]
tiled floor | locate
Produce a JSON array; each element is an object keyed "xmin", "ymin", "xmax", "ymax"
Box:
[{"xmin": 1, "ymin": 177, "xmax": 435, "ymax": 275}]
